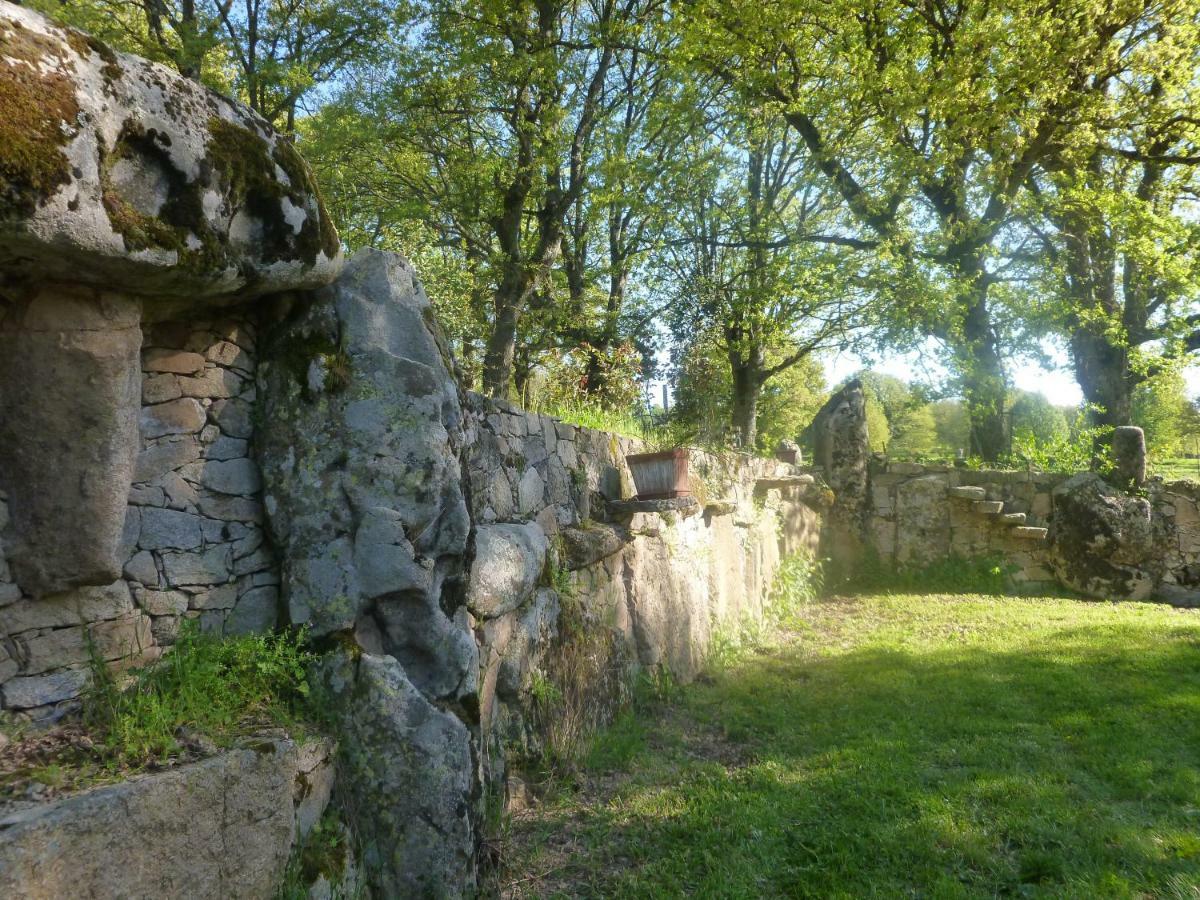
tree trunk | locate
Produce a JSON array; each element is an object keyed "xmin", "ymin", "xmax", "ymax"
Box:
[
  {"xmin": 959, "ymin": 291, "xmax": 1008, "ymax": 462},
  {"xmin": 482, "ymin": 298, "xmax": 521, "ymax": 400},
  {"xmin": 1072, "ymin": 328, "xmax": 1132, "ymax": 429},
  {"xmin": 728, "ymin": 342, "xmax": 763, "ymax": 450}
]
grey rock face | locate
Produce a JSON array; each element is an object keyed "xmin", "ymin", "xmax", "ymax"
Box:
[
  {"xmin": 258, "ymin": 250, "xmax": 479, "ymax": 893},
  {"xmin": 810, "ymin": 379, "xmax": 870, "ymax": 564},
  {"xmin": 0, "ymin": 2, "xmax": 342, "ymax": 299},
  {"xmin": 329, "ymin": 653, "xmax": 477, "ymax": 898},
  {"xmin": 1112, "ymin": 425, "xmax": 1147, "ymax": 488},
  {"xmin": 0, "ymin": 287, "xmax": 140, "ymax": 596},
  {"xmin": 258, "ymin": 250, "xmax": 471, "ymax": 654},
  {"xmin": 468, "ymin": 523, "xmax": 549, "ymax": 619},
  {"xmin": 0, "ymin": 738, "xmax": 329, "ymax": 899},
  {"xmin": 1048, "ymin": 472, "xmax": 1157, "ymax": 599}
]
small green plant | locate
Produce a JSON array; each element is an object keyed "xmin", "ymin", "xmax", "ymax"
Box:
[
  {"xmin": 84, "ymin": 623, "xmax": 316, "ymax": 765},
  {"xmin": 529, "ymin": 669, "xmax": 563, "ymax": 707},
  {"xmin": 277, "ymin": 809, "xmax": 356, "ymax": 899}
]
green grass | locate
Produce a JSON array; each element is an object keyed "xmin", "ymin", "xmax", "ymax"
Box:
[
  {"xmin": 497, "ymin": 593, "xmax": 1200, "ymax": 898},
  {"xmin": 1153, "ymin": 457, "xmax": 1200, "ymax": 482},
  {"xmin": 85, "ymin": 622, "xmax": 316, "ymax": 764}
]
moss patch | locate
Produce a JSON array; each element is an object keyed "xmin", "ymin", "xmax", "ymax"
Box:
[
  {"xmin": 99, "ymin": 120, "xmax": 232, "ymax": 272},
  {"xmin": 206, "ymin": 116, "xmax": 338, "ymax": 266},
  {"xmin": 0, "ymin": 22, "xmax": 80, "ymax": 217},
  {"xmin": 63, "ymin": 27, "xmax": 122, "ymax": 85}
]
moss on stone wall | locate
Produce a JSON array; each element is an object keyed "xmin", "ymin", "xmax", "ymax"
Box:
[
  {"xmin": 207, "ymin": 117, "xmax": 339, "ymax": 267},
  {"xmin": 0, "ymin": 22, "xmax": 80, "ymax": 217}
]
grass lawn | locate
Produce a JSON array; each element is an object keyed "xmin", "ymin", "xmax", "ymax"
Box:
[{"xmin": 494, "ymin": 593, "xmax": 1200, "ymax": 898}]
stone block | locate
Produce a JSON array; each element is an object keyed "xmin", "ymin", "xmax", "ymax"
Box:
[
  {"xmin": 18, "ymin": 613, "xmax": 154, "ymax": 674},
  {"xmin": 134, "ymin": 437, "xmax": 203, "ymax": 483},
  {"xmin": 178, "ymin": 367, "xmax": 243, "ymax": 400},
  {"xmin": 2, "ymin": 668, "xmax": 89, "ymax": 709},
  {"xmin": 161, "ymin": 546, "xmax": 233, "ymax": 586},
  {"xmin": 226, "ymin": 586, "xmax": 279, "ymax": 635},
  {"xmin": 123, "ymin": 550, "xmax": 161, "ymax": 587},
  {"xmin": 206, "ymin": 340, "xmax": 253, "ymax": 373},
  {"xmin": 0, "ymin": 580, "xmax": 133, "ymax": 635},
  {"xmin": 198, "ymin": 458, "xmax": 262, "ymax": 496},
  {"xmin": 136, "ymin": 589, "xmax": 189, "ymax": 616},
  {"xmin": 139, "ymin": 507, "xmax": 205, "ymax": 551},
  {"xmin": 517, "ymin": 467, "xmax": 545, "ymax": 516},
  {"xmin": 467, "ymin": 523, "xmax": 548, "ymax": 619},
  {"xmin": 0, "ymin": 288, "xmax": 141, "ymax": 596},
  {"xmin": 141, "ymin": 398, "xmax": 206, "ymax": 439},
  {"xmin": 143, "ymin": 349, "xmax": 206, "ymax": 375},
  {"xmin": 142, "ymin": 374, "xmax": 182, "ymax": 404},
  {"xmin": 189, "ymin": 583, "xmax": 238, "ymax": 611},
  {"xmin": 209, "ymin": 398, "xmax": 254, "ymax": 439}
]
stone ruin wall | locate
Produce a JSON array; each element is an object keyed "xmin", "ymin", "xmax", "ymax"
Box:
[
  {"xmin": 857, "ymin": 458, "xmax": 1200, "ymax": 600},
  {"xmin": 0, "ymin": 312, "xmax": 279, "ymax": 722},
  {"xmin": 466, "ymin": 395, "xmax": 824, "ymax": 796}
]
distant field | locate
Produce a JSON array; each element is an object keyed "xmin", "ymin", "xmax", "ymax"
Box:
[{"xmin": 1155, "ymin": 458, "xmax": 1200, "ymax": 482}]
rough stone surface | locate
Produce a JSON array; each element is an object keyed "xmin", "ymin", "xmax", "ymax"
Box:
[
  {"xmin": 809, "ymin": 379, "xmax": 869, "ymax": 564},
  {"xmin": 467, "ymin": 523, "xmax": 549, "ymax": 619},
  {"xmin": 1112, "ymin": 425, "xmax": 1147, "ymax": 488},
  {"xmin": 0, "ymin": 738, "xmax": 332, "ymax": 899},
  {"xmin": 0, "ymin": 2, "xmax": 342, "ymax": 299},
  {"xmin": 325, "ymin": 653, "xmax": 476, "ymax": 897},
  {"xmin": 259, "ymin": 250, "xmax": 478, "ymax": 892},
  {"xmin": 0, "ymin": 287, "xmax": 140, "ymax": 596},
  {"xmin": 1049, "ymin": 472, "xmax": 1157, "ymax": 599}
]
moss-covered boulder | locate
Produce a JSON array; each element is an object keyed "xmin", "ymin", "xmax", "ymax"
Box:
[
  {"xmin": 0, "ymin": 1, "xmax": 341, "ymax": 300},
  {"xmin": 1047, "ymin": 472, "xmax": 1158, "ymax": 599}
]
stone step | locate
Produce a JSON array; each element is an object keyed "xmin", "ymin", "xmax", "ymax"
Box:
[
  {"xmin": 949, "ymin": 486, "xmax": 986, "ymax": 500},
  {"xmin": 973, "ymin": 500, "xmax": 1005, "ymax": 515},
  {"xmin": 999, "ymin": 512, "xmax": 1027, "ymax": 526},
  {"xmin": 1012, "ymin": 526, "xmax": 1048, "ymax": 541}
]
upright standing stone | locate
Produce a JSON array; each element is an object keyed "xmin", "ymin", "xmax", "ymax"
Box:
[
  {"xmin": 1112, "ymin": 425, "xmax": 1147, "ymax": 488},
  {"xmin": 258, "ymin": 249, "xmax": 478, "ymax": 894},
  {"xmin": 809, "ymin": 379, "xmax": 870, "ymax": 565}
]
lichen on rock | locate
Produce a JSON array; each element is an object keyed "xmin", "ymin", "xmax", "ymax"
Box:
[{"xmin": 0, "ymin": 0, "xmax": 342, "ymax": 299}]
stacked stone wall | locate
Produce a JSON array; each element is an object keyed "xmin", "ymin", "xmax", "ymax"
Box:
[
  {"xmin": 0, "ymin": 313, "xmax": 278, "ymax": 723},
  {"xmin": 862, "ymin": 459, "xmax": 1200, "ymax": 597},
  {"xmin": 465, "ymin": 394, "xmax": 825, "ymax": 798}
]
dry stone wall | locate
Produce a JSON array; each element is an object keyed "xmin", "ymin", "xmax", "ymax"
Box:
[
  {"xmin": 465, "ymin": 395, "xmax": 825, "ymax": 801},
  {"xmin": 864, "ymin": 460, "xmax": 1064, "ymax": 588},
  {"xmin": 0, "ymin": 312, "xmax": 278, "ymax": 723},
  {"xmin": 860, "ymin": 458, "xmax": 1200, "ymax": 602}
]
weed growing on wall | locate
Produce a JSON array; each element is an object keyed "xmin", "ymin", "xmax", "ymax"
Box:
[
  {"xmin": 705, "ymin": 552, "xmax": 823, "ymax": 671},
  {"xmin": 277, "ymin": 809, "xmax": 359, "ymax": 900},
  {"xmin": 84, "ymin": 623, "xmax": 317, "ymax": 765}
]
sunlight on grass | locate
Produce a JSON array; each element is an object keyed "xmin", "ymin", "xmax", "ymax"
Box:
[{"xmin": 499, "ymin": 594, "xmax": 1200, "ymax": 898}]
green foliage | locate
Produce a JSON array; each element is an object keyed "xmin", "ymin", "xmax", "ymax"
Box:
[
  {"xmin": 1010, "ymin": 390, "xmax": 1070, "ymax": 446},
  {"xmin": 1133, "ymin": 370, "xmax": 1193, "ymax": 458},
  {"xmin": 84, "ymin": 624, "xmax": 316, "ymax": 765},
  {"xmin": 672, "ymin": 327, "xmax": 828, "ymax": 452},
  {"xmin": 499, "ymin": 593, "xmax": 1200, "ymax": 896},
  {"xmin": 277, "ymin": 809, "xmax": 356, "ymax": 900},
  {"xmin": 833, "ymin": 552, "xmax": 1015, "ymax": 597},
  {"xmin": 524, "ymin": 342, "xmax": 645, "ymax": 422},
  {"xmin": 705, "ymin": 552, "xmax": 823, "ymax": 671}
]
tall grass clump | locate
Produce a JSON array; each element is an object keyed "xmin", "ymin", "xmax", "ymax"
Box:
[
  {"xmin": 84, "ymin": 623, "xmax": 315, "ymax": 765},
  {"xmin": 707, "ymin": 551, "xmax": 822, "ymax": 670}
]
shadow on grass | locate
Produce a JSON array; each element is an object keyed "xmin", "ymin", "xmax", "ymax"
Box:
[{"xmin": 505, "ymin": 608, "xmax": 1200, "ymax": 898}]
